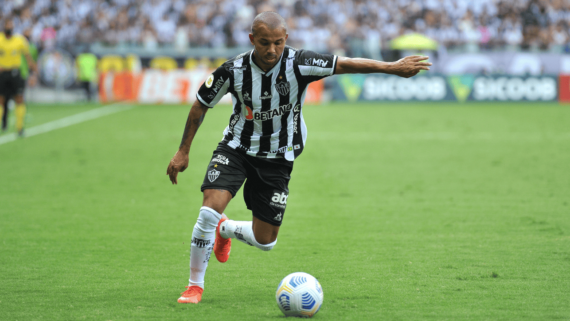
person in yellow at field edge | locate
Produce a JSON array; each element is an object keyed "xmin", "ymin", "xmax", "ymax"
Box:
[
  {"xmin": 2, "ymin": 29, "xmax": 38, "ymax": 132},
  {"xmin": 0, "ymin": 18, "xmax": 37, "ymax": 136}
]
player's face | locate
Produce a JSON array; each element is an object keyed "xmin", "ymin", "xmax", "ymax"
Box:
[{"xmin": 250, "ymin": 25, "xmax": 288, "ymax": 68}]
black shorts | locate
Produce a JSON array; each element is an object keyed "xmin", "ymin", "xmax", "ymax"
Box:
[
  {"xmin": 0, "ymin": 70, "xmax": 25, "ymax": 97},
  {"xmin": 201, "ymin": 143, "xmax": 293, "ymax": 227}
]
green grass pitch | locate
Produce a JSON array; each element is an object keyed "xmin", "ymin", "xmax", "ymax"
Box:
[{"xmin": 1, "ymin": 101, "xmax": 569, "ymax": 320}]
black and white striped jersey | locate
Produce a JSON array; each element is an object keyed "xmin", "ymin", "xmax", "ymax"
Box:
[{"xmin": 196, "ymin": 46, "xmax": 337, "ymax": 161}]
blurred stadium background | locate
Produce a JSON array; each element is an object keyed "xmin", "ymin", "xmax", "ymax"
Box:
[{"xmin": 2, "ymin": 0, "xmax": 570, "ymax": 104}]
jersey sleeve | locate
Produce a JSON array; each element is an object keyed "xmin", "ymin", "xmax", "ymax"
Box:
[
  {"xmin": 295, "ymin": 49, "xmax": 337, "ymax": 83},
  {"xmin": 196, "ymin": 65, "xmax": 231, "ymax": 108}
]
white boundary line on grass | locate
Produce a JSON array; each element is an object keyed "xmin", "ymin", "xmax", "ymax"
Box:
[{"xmin": 0, "ymin": 103, "xmax": 135, "ymax": 146}]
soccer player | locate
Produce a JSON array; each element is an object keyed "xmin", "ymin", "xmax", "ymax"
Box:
[
  {"xmin": 167, "ymin": 12, "xmax": 431, "ymax": 304},
  {"xmin": 0, "ymin": 18, "xmax": 36, "ymax": 135}
]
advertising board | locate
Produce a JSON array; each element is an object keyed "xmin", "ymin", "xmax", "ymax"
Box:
[
  {"xmin": 99, "ymin": 70, "xmax": 324, "ymax": 104},
  {"xmin": 559, "ymin": 75, "xmax": 570, "ymax": 103},
  {"xmin": 332, "ymin": 74, "xmax": 559, "ymax": 102}
]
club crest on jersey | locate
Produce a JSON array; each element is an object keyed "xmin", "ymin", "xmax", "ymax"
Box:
[
  {"xmin": 208, "ymin": 169, "xmax": 220, "ymax": 182},
  {"xmin": 275, "ymin": 82, "xmax": 290, "ymax": 96}
]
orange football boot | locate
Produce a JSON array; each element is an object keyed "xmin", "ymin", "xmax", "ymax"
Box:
[
  {"xmin": 213, "ymin": 214, "xmax": 231, "ymax": 263},
  {"xmin": 178, "ymin": 286, "xmax": 203, "ymax": 304}
]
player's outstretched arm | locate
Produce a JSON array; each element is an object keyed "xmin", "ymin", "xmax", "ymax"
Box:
[
  {"xmin": 167, "ymin": 100, "xmax": 209, "ymax": 185},
  {"xmin": 335, "ymin": 55, "xmax": 432, "ymax": 78}
]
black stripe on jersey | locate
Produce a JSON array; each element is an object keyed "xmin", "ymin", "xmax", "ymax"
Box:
[
  {"xmin": 239, "ymin": 58, "xmax": 254, "ymax": 150},
  {"xmin": 258, "ymin": 73, "xmax": 273, "ymax": 154},
  {"xmin": 223, "ymin": 108, "xmax": 240, "ymax": 144},
  {"xmin": 223, "ymin": 65, "xmax": 238, "ymax": 144},
  {"xmin": 277, "ymin": 47, "xmax": 291, "ymax": 157},
  {"xmin": 292, "ymin": 59, "xmax": 307, "ymax": 158}
]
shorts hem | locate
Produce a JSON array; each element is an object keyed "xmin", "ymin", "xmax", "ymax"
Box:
[
  {"xmin": 252, "ymin": 212, "xmax": 283, "ymax": 227},
  {"xmin": 200, "ymin": 186, "xmax": 237, "ymax": 198}
]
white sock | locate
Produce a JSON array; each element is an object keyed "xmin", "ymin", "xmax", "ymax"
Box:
[
  {"xmin": 188, "ymin": 206, "xmax": 221, "ymax": 289},
  {"xmin": 219, "ymin": 220, "xmax": 277, "ymax": 251}
]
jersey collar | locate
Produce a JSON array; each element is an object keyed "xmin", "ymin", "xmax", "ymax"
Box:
[{"xmin": 249, "ymin": 50, "xmax": 283, "ymax": 76}]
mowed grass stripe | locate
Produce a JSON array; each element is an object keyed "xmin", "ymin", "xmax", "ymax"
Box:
[{"xmin": 0, "ymin": 103, "xmax": 135, "ymax": 146}]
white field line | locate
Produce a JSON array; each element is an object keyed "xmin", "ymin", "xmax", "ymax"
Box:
[{"xmin": 0, "ymin": 103, "xmax": 135, "ymax": 146}]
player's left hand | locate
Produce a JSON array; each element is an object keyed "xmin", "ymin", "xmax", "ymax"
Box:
[
  {"xmin": 391, "ymin": 56, "xmax": 432, "ymax": 78},
  {"xmin": 166, "ymin": 150, "xmax": 189, "ymax": 185}
]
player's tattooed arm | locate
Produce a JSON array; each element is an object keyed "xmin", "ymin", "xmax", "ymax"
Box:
[
  {"xmin": 167, "ymin": 100, "xmax": 209, "ymax": 184},
  {"xmin": 179, "ymin": 101, "xmax": 208, "ymax": 152},
  {"xmin": 335, "ymin": 56, "xmax": 432, "ymax": 78}
]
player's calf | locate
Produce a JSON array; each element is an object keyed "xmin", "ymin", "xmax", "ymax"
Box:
[
  {"xmin": 188, "ymin": 207, "xmax": 221, "ymax": 288},
  {"xmin": 219, "ymin": 219, "xmax": 277, "ymax": 251}
]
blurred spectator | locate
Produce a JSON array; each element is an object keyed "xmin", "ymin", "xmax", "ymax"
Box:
[
  {"xmin": 141, "ymin": 21, "xmax": 158, "ymax": 50},
  {"xmin": 155, "ymin": 13, "xmax": 177, "ymax": 44},
  {"xmin": 0, "ymin": 0, "xmax": 568, "ymax": 55}
]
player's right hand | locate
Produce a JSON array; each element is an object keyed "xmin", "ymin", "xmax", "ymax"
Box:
[
  {"xmin": 392, "ymin": 55, "xmax": 432, "ymax": 78},
  {"xmin": 167, "ymin": 150, "xmax": 189, "ymax": 185}
]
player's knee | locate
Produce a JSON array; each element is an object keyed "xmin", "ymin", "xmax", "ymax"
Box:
[
  {"xmin": 202, "ymin": 189, "xmax": 231, "ymax": 214},
  {"xmin": 194, "ymin": 206, "xmax": 221, "ymax": 233}
]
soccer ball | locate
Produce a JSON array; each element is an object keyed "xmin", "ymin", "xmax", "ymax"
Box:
[{"xmin": 276, "ymin": 272, "xmax": 323, "ymax": 318}]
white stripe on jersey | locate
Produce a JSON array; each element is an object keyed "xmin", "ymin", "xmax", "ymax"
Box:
[
  {"xmin": 268, "ymin": 70, "xmax": 282, "ymax": 156},
  {"xmin": 226, "ymin": 56, "xmax": 246, "ymax": 150},
  {"xmin": 284, "ymin": 48, "xmax": 298, "ymax": 161},
  {"xmin": 249, "ymin": 65, "xmax": 262, "ymax": 154}
]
